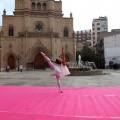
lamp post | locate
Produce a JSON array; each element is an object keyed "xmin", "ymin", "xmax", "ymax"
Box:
[{"xmin": 16, "ymin": 55, "xmax": 21, "ymax": 71}]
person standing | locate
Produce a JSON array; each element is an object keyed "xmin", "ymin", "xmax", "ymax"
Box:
[
  {"xmin": 6, "ymin": 65, "xmax": 10, "ymax": 72},
  {"xmin": 41, "ymin": 47, "xmax": 70, "ymax": 93},
  {"xmin": 19, "ymin": 65, "xmax": 23, "ymax": 72}
]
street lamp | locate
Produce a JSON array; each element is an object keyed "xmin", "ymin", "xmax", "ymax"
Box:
[{"xmin": 16, "ymin": 55, "xmax": 21, "ymax": 71}]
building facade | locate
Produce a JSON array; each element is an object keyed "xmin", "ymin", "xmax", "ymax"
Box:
[
  {"xmin": 104, "ymin": 33, "xmax": 120, "ymax": 68},
  {"xmin": 92, "ymin": 16, "xmax": 108, "ymax": 48},
  {"xmin": 75, "ymin": 29, "xmax": 92, "ymax": 52},
  {"xmin": 96, "ymin": 31, "xmax": 120, "ymax": 68},
  {"xmin": 0, "ymin": 0, "xmax": 76, "ymax": 71}
]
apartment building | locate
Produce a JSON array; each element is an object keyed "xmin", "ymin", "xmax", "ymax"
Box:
[
  {"xmin": 96, "ymin": 31, "xmax": 120, "ymax": 68},
  {"xmin": 104, "ymin": 33, "xmax": 120, "ymax": 68},
  {"xmin": 92, "ymin": 16, "xmax": 108, "ymax": 48},
  {"xmin": 75, "ymin": 29, "xmax": 92, "ymax": 51}
]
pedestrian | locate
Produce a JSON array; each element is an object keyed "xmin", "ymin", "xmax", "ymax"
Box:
[
  {"xmin": 19, "ymin": 65, "xmax": 23, "ymax": 72},
  {"xmin": 41, "ymin": 47, "xmax": 70, "ymax": 93},
  {"xmin": 6, "ymin": 65, "xmax": 10, "ymax": 72}
]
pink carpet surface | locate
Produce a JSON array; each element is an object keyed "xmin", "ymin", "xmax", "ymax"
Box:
[{"xmin": 0, "ymin": 86, "xmax": 120, "ymax": 120}]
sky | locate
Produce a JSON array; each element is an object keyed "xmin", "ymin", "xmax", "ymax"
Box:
[{"xmin": 0, "ymin": 0, "xmax": 120, "ymax": 31}]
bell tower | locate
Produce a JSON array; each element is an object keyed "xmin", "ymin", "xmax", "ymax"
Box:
[
  {"xmin": 14, "ymin": 0, "xmax": 31, "ymax": 15},
  {"xmin": 15, "ymin": 0, "xmax": 25, "ymax": 10},
  {"xmin": 15, "ymin": 0, "xmax": 31, "ymax": 10}
]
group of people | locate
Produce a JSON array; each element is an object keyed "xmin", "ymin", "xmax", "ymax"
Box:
[{"xmin": 6, "ymin": 65, "xmax": 23, "ymax": 72}]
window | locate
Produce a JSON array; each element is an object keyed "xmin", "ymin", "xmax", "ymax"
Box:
[
  {"xmin": 64, "ymin": 27, "xmax": 68, "ymax": 37},
  {"xmin": 97, "ymin": 27, "xmax": 100, "ymax": 30},
  {"xmin": 97, "ymin": 23, "xmax": 100, "ymax": 25},
  {"xmin": 31, "ymin": 2, "xmax": 36, "ymax": 10},
  {"xmin": 37, "ymin": 3, "xmax": 41, "ymax": 10},
  {"xmin": 43, "ymin": 3, "xmax": 46, "ymax": 10},
  {"xmin": 35, "ymin": 23, "xmax": 43, "ymax": 32},
  {"xmin": 97, "ymin": 37, "xmax": 100, "ymax": 40},
  {"xmin": 9, "ymin": 26, "xmax": 14, "ymax": 36}
]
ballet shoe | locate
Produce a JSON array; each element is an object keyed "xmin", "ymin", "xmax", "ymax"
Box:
[{"xmin": 41, "ymin": 52, "xmax": 50, "ymax": 61}]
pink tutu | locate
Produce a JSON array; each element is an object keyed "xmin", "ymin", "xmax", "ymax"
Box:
[
  {"xmin": 54, "ymin": 64, "xmax": 70, "ymax": 77},
  {"xmin": 41, "ymin": 52, "xmax": 70, "ymax": 76}
]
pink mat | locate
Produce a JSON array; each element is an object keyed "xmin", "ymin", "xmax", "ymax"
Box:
[{"xmin": 0, "ymin": 86, "xmax": 120, "ymax": 120}]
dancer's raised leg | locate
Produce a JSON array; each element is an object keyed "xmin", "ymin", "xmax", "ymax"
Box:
[{"xmin": 41, "ymin": 52, "xmax": 54, "ymax": 70}]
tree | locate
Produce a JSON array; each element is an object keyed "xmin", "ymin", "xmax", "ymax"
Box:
[{"xmin": 76, "ymin": 45, "xmax": 103, "ymax": 68}]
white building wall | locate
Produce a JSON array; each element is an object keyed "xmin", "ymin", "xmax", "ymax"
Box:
[{"xmin": 104, "ymin": 34, "xmax": 120, "ymax": 68}]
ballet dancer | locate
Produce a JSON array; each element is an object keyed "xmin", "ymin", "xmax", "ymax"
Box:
[{"xmin": 41, "ymin": 47, "xmax": 70, "ymax": 93}]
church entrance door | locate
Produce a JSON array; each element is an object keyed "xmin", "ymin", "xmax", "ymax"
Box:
[
  {"xmin": 65, "ymin": 55, "xmax": 69, "ymax": 62},
  {"xmin": 34, "ymin": 53, "xmax": 44, "ymax": 69},
  {"xmin": 8, "ymin": 55, "xmax": 15, "ymax": 69}
]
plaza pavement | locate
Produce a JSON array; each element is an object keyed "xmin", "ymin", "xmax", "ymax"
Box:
[{"xmin": 0, "ymin": 69, "xmax": 120, "ymax": 87}]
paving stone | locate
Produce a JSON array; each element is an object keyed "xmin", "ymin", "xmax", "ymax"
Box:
[{"xmin": 0, "ymin": 69, "xmax": 120, "ymax": 87}]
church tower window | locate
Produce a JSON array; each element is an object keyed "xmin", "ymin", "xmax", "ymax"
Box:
[
  {"xmin": 8, "ymin": 26, "xmax": 14, "ymax": 36},
  {"xmin": 43, "ymin": 3, "xmax": 46, "ymax": 10},
  {"xmin": 64, "ymin": 27, "xmax": 68, "ymax": 37},
  {"xmin": 31, "ymin": 2, "xmax": 36, "ymax": 10},
  {"xmin": 37, "ymin": 3, "xmax": 41, "ymax": 10}
]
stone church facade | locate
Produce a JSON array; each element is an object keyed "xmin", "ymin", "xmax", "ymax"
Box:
[{"xmin": 0, "ymin": 0, "xmax": 76, "ymax": 71}]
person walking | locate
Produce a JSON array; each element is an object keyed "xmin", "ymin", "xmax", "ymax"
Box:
[{"xmin": 41, "ymin": 47, "xmax": 70, "ymax": 93}]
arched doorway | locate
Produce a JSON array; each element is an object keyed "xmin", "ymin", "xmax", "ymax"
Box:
[
  {"xmin": 7, "ymin": 55, "xmax": 15, "ymax": 69},
  {"xmin": 34, "ymin": 53, "xmax": 44, "ymax": 69},
  {"xmin": 65, "ymin": 55, "xmax": 69, "ymax": 62}
]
